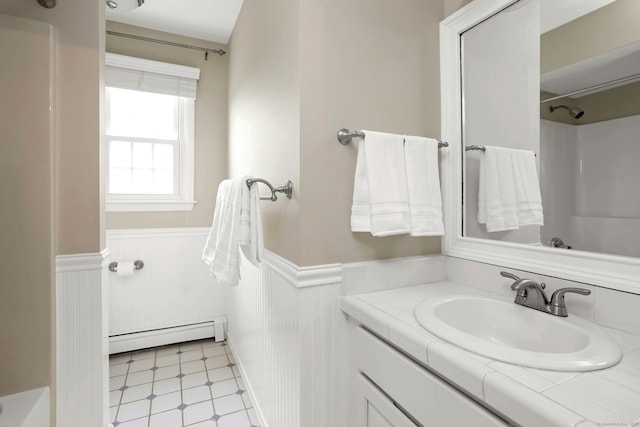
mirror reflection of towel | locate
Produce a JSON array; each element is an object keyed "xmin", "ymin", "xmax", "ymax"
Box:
[{"xmin": 477, "ymin": 145, "xmax": 543, "ymax": 232}]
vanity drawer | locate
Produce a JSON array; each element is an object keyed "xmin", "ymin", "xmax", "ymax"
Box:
[{"xmin": 354, "ymin": 326, "xmax": 508, "ymax": 427}]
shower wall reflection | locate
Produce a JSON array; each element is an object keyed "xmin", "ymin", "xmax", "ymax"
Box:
[{"xmin": 541, "ymin": 113, "xmax": 640, "ymax": 258}]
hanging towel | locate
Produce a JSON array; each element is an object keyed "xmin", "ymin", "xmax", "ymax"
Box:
[
  {"xmin": 350, "ymin": 130, "xmax": 411, "ymax": 236},
  {"xmin": 203, "ymin": 176, "xmax": 263, "ymax": 286},
  {"xmin": 477, "ymin": 146, "xmax": 543, "ymax": 232},
  {"xmin": 404, "ymin": 135, "xmax": 445, "ymax": 236},
  {"xmin": 239, "ymin": 179, "xmax": 264, "ymax": 267}
]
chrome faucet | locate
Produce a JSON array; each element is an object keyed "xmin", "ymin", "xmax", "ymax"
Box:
[{"xmin": 500, "ymin": 271, "xmax": 591, "ymax": 317}]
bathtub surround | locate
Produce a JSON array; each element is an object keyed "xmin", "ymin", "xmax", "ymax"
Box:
[
  {"xmin": 0, "ymin": 387, "xmax": 50, "ymax": 427},
  {"xmin": 540, "ymin": 115, "xmax": 640, "ymax": 257}
]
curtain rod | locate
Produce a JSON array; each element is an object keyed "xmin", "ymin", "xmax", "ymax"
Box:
[
  {"xmin": 540, "ymin": 72, "xmax": 640, "ymax": 104},
  {"xmin": 106, "ymin": 30, "xmax": 226, "ymax": 60}
]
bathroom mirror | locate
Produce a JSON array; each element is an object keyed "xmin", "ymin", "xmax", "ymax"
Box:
[{"xmin": 441, "ymin": 0, "xmax": 640, "ymax": 294}]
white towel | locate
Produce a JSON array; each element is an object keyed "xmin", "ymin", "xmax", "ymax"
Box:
[
  {"xmin": 203, "ymin": 176, "xmax": 263, "ymax": 286},
  {"xmin": 404, "ymin": 135, "xmax": 445, "ymax": 236},
  {"xmin": 477, "ymin": 146, "xmax": 543, "ymax": 232},
  {"xmin": 350, "ymin": 130, "xmax": 411, "ymax": 236},
  {"xmin": 239, "ymin": 180, "xmax": 264, "ymax": 267}
]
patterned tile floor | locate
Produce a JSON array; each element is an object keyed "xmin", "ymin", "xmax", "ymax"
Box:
[{"xmin": 109, "ymin": 339, "xmax": 260, "ymax": 427}]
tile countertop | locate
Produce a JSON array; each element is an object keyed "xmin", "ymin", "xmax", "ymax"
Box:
[{"xmin": 341, "ymin": 281, "xmax": 640, "ymax": 427}]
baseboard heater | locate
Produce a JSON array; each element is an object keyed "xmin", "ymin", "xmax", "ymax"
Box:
[{"xmin": 109, "ymin": 316, "xmax": 227, "ymax": 355}]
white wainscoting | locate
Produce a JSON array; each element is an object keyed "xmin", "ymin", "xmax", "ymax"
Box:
[
  {"xmin": 227, "ymin": 251, "xmax": 346, "ymax": 427},
  {"xmin": 106, "ymin": 228, "xmax": 226, "ymax": 353},
  {"xmin": 56, "ymin": 250, "xmax": 109, "ymax": 427},
  {"xmin": 227, "ymin": 252, "xmax": 449, "ymax": 427}
]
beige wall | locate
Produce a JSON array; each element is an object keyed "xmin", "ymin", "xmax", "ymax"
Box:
[
  {"xmin": 229, "ymin": 0, "xmax": 451, "ymax": 266},
  {"xmin": 105, "ymin": 22, "xmax": 229, "ymax": 230},
  {"xmin": 0, "ymin": 0, "xmax": 102, "ymax": 422},
  {"xmin": 0, "ymin": 0, "xmax": 103, "ymax": 257},
  {"xmin": 228, "ymin": 0, "xmax": 302, "ymax": 262},
  {"xmin": 0, "ymin": 14, "xmax": 54, "ymax": 401},
  {"xmin": 445, "ymin": 0, "xmax": 472, "ymax": 17},
  {"xmin": 298, "ymin": 0, "xmax": 444, "ymax": 265},
  {"xmin": 541, "ymin": 0, "xmax": 640, "ymax": 73}
]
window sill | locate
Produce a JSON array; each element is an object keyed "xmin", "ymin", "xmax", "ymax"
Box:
[{"xmin": 106, "ymin": 200, "xmax": 197, "ymax": 212}]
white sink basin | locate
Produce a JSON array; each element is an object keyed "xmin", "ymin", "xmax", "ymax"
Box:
[{"xmin": 414, "ymin": 295, "xmax": 622, "ymax": 371}]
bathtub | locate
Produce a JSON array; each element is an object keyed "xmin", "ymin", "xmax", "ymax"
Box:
[{"xmin": 0, "ymin": 387, "xmax": 49, "ymax": 427}]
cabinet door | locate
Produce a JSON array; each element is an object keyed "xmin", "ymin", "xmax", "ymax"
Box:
[
  {"xmin": 357, "ymin": 373, "xmax": 417, "ymax": 427},
  {"xmin": 355, "ymin": 327, "xmax": 508, "ymax": 427}
]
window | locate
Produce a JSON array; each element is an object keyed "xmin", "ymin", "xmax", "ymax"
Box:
[{"xmin": 104, "ymin": 53, "xmax": 200, "ymax": 212}]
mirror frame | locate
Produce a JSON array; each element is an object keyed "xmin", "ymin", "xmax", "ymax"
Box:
[{"xmin": 440, "ymin": 0, "xmax": 640, "ymax": 295}]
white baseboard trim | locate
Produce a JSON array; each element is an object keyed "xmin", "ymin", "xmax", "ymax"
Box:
[
  {"xmin": 109, "ymin": 319, "xmax": 224, "ymax": 354},
  {"xmin": 227, "ymin": 334, "xmax": 269, "ymax": 427}
]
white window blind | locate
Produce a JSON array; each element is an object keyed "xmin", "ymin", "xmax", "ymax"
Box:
[
  {"xmin": 104, "ymin": 53, "xmax": 198, "ymax": 212},
  {"xmin": 105, "ymin": 53, "xmax": 200, "ymax": 99}
]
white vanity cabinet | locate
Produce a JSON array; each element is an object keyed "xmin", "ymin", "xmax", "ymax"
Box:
[
  {"xmin": 352, "ymin": 325, "xmax": 511, "ymax": 427},
  {"xmin": 357, "ymin": 373, "xmax": 417, "ymax": 427}
]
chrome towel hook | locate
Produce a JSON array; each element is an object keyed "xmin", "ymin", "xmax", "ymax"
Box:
[{"xmin": 246, "ymin": 178, "xmax": 293, "ymax": 201}]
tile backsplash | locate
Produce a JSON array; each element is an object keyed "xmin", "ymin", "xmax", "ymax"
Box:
[
  {"xmin": 342, "ymin": 255, "xmax": 447, "ymax": 296},
  {"xmin": 447, "ymin": 256, "xmax": 640, "ymax": 336}
]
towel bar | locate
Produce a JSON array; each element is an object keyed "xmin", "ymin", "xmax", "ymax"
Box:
[
  {"xmin": 465, "ymin": 145, "xmax": 486, "ymax": 152},
  {"xmin": 246, "ymin": 178, "xmax": 293, "ymax": 202},
  {"xmin": 337, "ymin": 128, "xmax": 449, "ymax": 148},
  {"xmin": 465, "ymin": 145, "xmax": 536, "ymax": 156}
]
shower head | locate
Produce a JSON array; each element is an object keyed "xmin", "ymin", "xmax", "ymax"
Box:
[{"xmin": 549, "ymin": 105, "xmax": 584, "ymax": 119}]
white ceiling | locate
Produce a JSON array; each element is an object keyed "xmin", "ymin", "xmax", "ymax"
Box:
[
  {"xmin": 540, "ymin": 0, "xmax": 615, "ymax": 33},
  {"xmin": 541, "ymin": 41, "xmax": 640, "ymax": 98},
  {"xmin": 106, "ymin": 0, "xmax": 244, "ymax": 44},
  {"xmin": 107, "ymin": 0, "xmax": 631, "ymax": 97},
  {"xmin": 539, "ymin": 0, "xmax": 638, "ymax": 97},
  {"xmin": 105, "ymin": 0, "xmax": 613, "ymax": 48}
]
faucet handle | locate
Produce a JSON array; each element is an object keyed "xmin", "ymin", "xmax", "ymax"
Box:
[
  {"xmin": 502, "ymin": 271, "xmax": 546, "ymax": 290},
  {"xmin": 549, "ymin": 287, "xmax": 591, "ymax": 317},
  {"xmin": 500, "ymin": 271, "xmax": 520, "ymax": 282}
]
